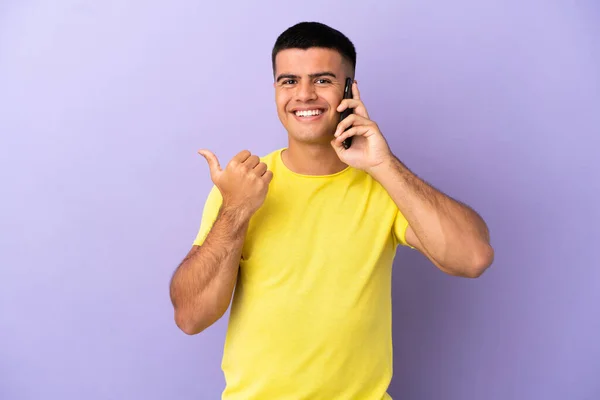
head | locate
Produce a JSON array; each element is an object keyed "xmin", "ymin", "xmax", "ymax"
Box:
[{"xmin": 272, "ymin": 22, "xmax": 357, "ymax": 145}]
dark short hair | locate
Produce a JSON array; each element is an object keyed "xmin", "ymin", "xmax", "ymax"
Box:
[{"xmin": 271, "ymin": 21, "xmax": 357, "ymax": 77}]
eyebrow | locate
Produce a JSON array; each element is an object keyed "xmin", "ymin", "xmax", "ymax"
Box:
[{"xmin": 275, "ymin": 71, "xmax": 337, "ymax": 82}]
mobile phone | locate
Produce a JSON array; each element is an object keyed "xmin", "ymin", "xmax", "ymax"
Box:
[{"xmin": 339, "ymin": 77, "xmax": 354, "ymax": 149}]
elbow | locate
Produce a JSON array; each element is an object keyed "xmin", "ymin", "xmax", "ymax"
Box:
[
  {"xmin": 173, "ymin": 301, "xmax": 226, "ymax": 335},
  {"xmin": 464, "ymin": 242, "xmax": 494, "ymax": 278},
  {"xmin": 174, "ymin": 309, "xmax": 206, "ymax": 336}
]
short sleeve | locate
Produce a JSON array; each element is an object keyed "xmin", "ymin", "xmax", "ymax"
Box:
[
  {"xmin": 393, "ymin": 209, "xmax": 415, "ymax": 249},
  {"xmin": 192, "ymin": 185, "xmax": 223, "ymax": 247}
]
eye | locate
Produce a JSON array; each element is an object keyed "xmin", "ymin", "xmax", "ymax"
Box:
[
  {"xmin": 282, "ymin": 79, "xmax": 297, "ymax": 85},
  {"xmin": 315, "ymin": 78, "xmax": 331, "ymax": 84}
]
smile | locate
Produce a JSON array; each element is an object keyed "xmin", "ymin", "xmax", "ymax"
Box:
[{"xmin": 294, "ymin": 109, "xmax": 324, "ymax": 117}]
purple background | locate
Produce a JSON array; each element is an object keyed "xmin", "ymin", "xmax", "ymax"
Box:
[{"xmin": 1, "ymin": 1, "xmax": 599, "ymax": 399}]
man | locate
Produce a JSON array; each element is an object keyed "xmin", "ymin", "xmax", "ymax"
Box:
[{"xmin": 169, "ymin": 21, "xmax": 494, "ymax": 400}]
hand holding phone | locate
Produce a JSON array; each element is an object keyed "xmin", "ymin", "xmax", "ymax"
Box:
[{"xmin": 338, "ymin": 77, "xmax": 354, "ymax": 149}]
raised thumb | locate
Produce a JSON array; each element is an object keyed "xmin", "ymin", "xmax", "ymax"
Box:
[{"xmin": 198, "ymin": 149, "xmax": 221, "ymax": 177}]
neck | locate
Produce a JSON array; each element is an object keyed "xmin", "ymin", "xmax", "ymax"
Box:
[{"xmin": 281, "ymin": 140, "xmax": 347, "ymax": 176}]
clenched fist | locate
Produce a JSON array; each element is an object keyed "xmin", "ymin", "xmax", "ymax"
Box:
[{"xmin": 198, "ymin": 149, "xmax": 273, "ymax": 217}]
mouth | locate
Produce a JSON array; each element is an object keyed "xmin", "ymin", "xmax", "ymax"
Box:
[{"xmin": 291, "ymin": 108, "xmax": 326, "ymax": 121}]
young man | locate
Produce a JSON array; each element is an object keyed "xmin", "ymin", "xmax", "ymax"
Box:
[{"xmin": 170, "ymin": 22, "xmax": 494, "ymax": 400}]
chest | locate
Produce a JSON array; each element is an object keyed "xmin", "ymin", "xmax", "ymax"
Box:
[{"xmin": 239, "ymin": 181, "xmax": 398, "ymax": 286}]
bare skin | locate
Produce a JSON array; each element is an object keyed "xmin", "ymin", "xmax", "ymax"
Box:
[
  {"xmin": 169, "ymin": 150, "xmax": 272, "ymax": 335},
  {"xmin": 170, "ymin": 47, "xmax": 494, "ymax": 335},
  {"xmin": 331, "ymin": 71, "xmax": 494, "ymax": 277},
  {"xmin": 274, "ymin": 47, "xmax": 493, "ymax": 277}
]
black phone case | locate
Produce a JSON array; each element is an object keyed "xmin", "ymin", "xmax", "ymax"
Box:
[{"xmin": 339, "ymin": 78, "xmax": 353, "ymax": 149}]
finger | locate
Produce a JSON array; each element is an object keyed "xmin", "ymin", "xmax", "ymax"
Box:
[
  {"xmin": 336, "ymin": 98, "xmax": 369, "ymax": 119},
  {"xmin": 336, "ymin": 98, "xmax": 361, "ymax": 111},
  {"xmin": 330, "ymin": 136, "xmax": 348, "ymax": 156},
  {"xmin": 244, "ymin": 155, "xmax": 261, "ymax": 169},
  {"xmin": 335, "ymin": 125, "xmax": 370, "ymax": 144},
  {"xmin": 262, "ymin": 170, "xmax": 274, "ymax": 183},
  {"xmin": 254, "ymin": 161, "xmax": 268, "ymax": 176},
  {"xmin": 352, "ymin": 81, "xmax": 368, "ymax": 117},
  {"xmin": 334, "ymin": 114, "xmax": 354, "ymax": 137},
  {"xmin": 232, "ymin": 149, "xmax": 252, "ymax": 164},
  {"xmin": 334, "ymin": 114, "xmax": 371, "ymax": 137},
  {"xmin": 198, "ymin": 149, "xmax": 222, "ymax": 176},
  {"xmin": 352, "ymin": 80, "xmax": 360, "ymax": 100}
]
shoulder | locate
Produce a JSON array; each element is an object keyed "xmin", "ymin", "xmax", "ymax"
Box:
[{"xmin": 258, "ymin": 147, "xmax": 284, "ymax": 165}]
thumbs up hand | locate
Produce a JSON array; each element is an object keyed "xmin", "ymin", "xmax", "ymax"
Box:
[{"xmin": 197, "ymin": 149, "xmax": 273, "ymax": 218}]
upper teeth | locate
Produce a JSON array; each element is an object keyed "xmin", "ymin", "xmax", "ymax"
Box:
[{"xmin": 295, "ymin": 109, "xmax": 322, "ymax": 117}]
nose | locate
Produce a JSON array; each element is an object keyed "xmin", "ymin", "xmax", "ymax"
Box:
[{"xmin": 295, "ymin": 80, "xmax": 318, "ymax": 102}]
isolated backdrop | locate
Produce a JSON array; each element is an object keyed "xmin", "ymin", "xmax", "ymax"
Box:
[{"xmin": 1, "ymin": 1, "xmax": 599, "ymax": 399}]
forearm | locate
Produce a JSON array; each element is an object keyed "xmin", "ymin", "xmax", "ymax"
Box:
[
  {"xmin": 170, "ymin": 206, "xmax": 250, "ymax": 334},
  {"xmin": 369, "ymin": 155, "xmax": 493, "ymax": 275}
]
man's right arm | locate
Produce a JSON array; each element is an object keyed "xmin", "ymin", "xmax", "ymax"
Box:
[
  {"xmin": 170, "ymin": 204, "xmax": 251, "ymax": 335},
  {"xmin": 169, "ymin": 148, "xmax": 272, "ymax": 335}
]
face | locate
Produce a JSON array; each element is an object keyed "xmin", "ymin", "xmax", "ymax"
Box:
[{"xmin": 273, "ymin": 48, "xmax": 353, "ymax": 145}]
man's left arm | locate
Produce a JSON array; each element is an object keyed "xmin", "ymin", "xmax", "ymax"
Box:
[
  {"xmin": 332, "ymin": 81, "xmax": 494, "ymax": 278},
  {"xmin": 368, "ymin": 154, "xmax": 494, "ymax": 278}
]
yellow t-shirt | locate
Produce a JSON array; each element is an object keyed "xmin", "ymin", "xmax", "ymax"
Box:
[{"xmin": 193, "ymin": 147, "xmax": 411, "ymax": 400}]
